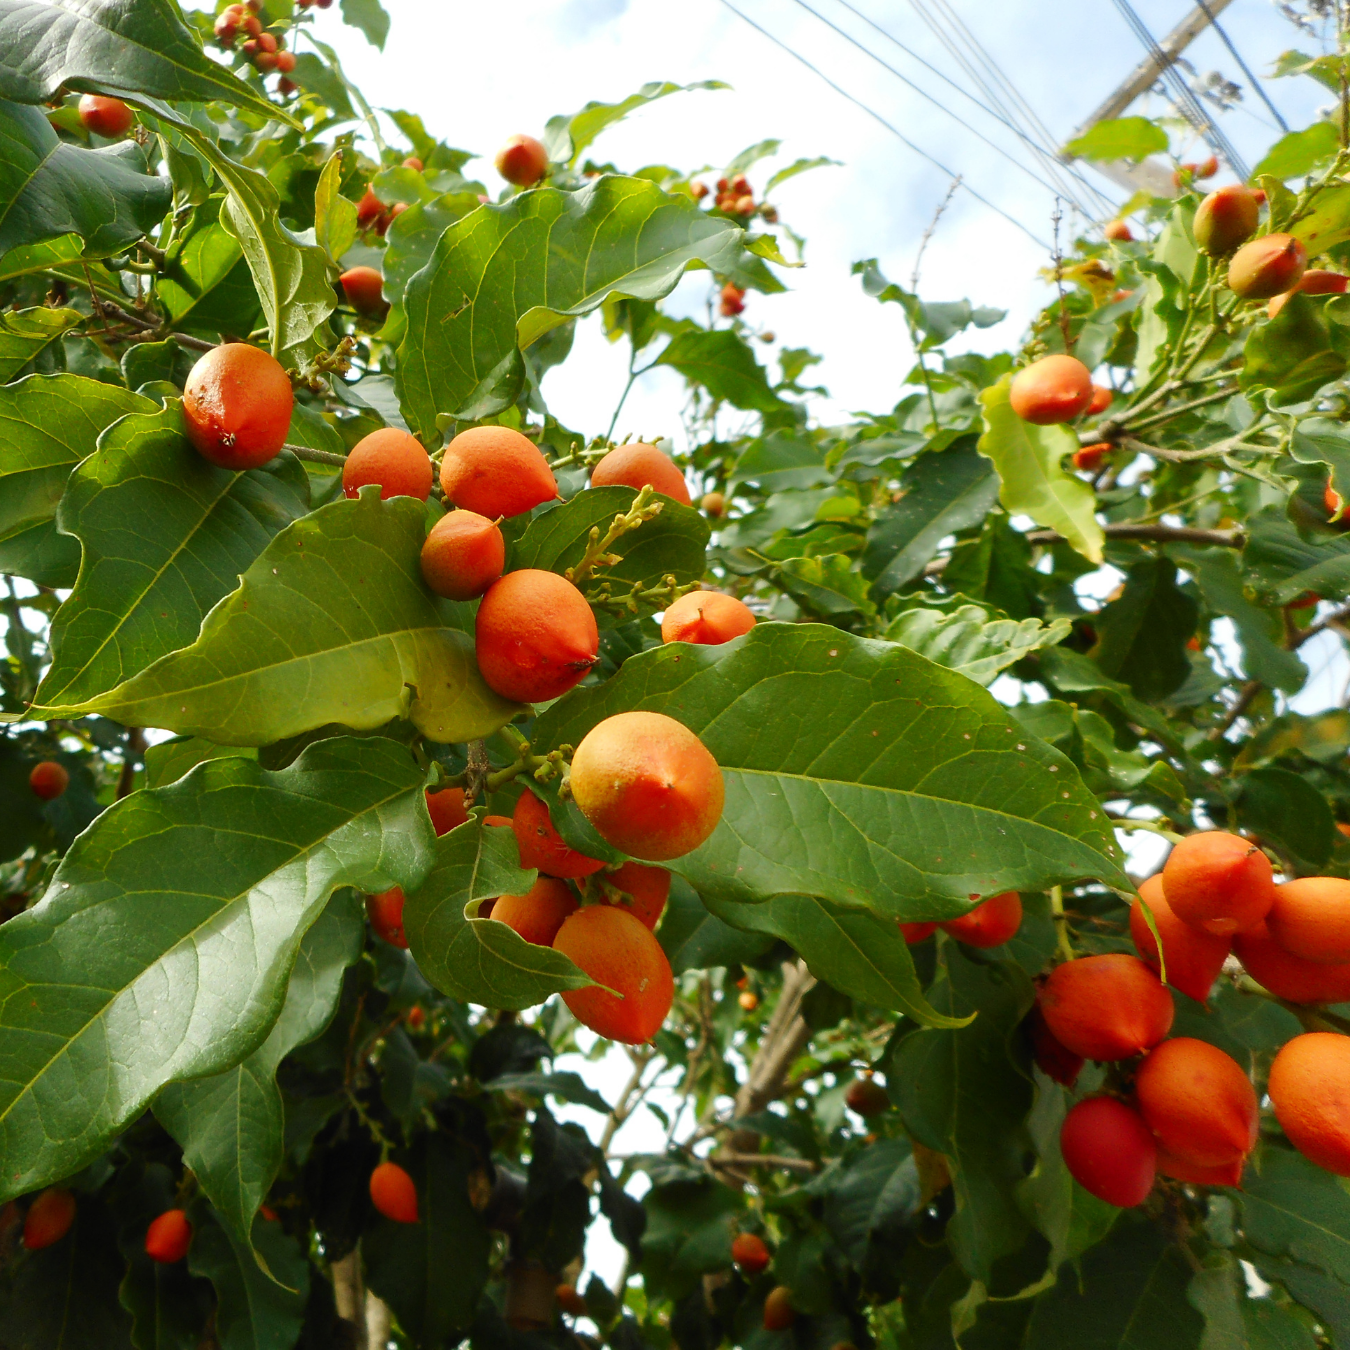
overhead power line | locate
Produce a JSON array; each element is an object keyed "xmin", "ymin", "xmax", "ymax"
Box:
[{"xmin": 1193, "ymin": 0, "xmax": 1290, "ymax": 133}]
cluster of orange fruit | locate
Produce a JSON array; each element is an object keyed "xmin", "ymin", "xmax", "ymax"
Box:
[
  {"xmin": 15, "ymin": 1188, "xmax": 192, "ymax": 1262},
  {"xmin": 213, "ymin": 0, "xmax": 297, "ymax": 86},
  {"xmin": 690, "ymin": 173, "xmax": 776, "ymax": 224}
]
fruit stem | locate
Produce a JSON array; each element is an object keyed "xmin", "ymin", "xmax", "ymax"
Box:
[
  {"xmin": 565, "ymin": 485, "xmax": 664, "ymax": 586},
  {"xmin": 283, "ymin": 442, "xmax": 348, "ymax": 465},
  {"xmin": 1121, "ymin": 383, "xmax": 1238, "ymax": 435},
  {"xmin": 1049, "ymin": 885, "xmax": 1074, "ymax": 964},
  {"xmin": 1107, "ymin": 817, "xmax": 1183, "ymax": 843}
]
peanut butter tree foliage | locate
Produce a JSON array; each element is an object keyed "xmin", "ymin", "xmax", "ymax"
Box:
[{"xmin": 2, "ymin": 2, "xmax": 1350, "ymax": 1348}]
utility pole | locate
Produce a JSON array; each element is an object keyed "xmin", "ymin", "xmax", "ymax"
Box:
[{"xmin": 1066, "ymin": 0, "xmax": 1237, "ymax": 198}]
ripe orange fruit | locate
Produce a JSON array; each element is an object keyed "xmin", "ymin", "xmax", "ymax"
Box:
[
  {"xmin": 1194, "ymin": 185, "xmax": 1259, "ymax": 255},
  {"xmin": 1270, "ymin": 1033, "xmax": 1350, "ymax": 1175},
  {"xmin": 145, "ymin": 1209, "xmax": 193, "ymax": 1263},
  {"xmin": 555, "ymin": 1284, "xmax": 587, "ymax": 1317},
  {"xmin": 366, "ymin": 887, "xmax": 408, "ymax": 948},
  {"xmin": 844, "ymin": 1078, "xmax": 890, "ymax": 1117},
  {"xmin": 738, "ymin": 989, "xmax": 759, "ymax": 1010},
  {"xmin": 590, "ymin": 443, "xmax": 692, "ymax": 505},
  {"xmin": 474, "ymin": 569, "xmax": 598, "ymax": 703},
  {"xmin": 1161, "ymin": 831, "xmax": 1274, "ymax": 936},
  {"xmin": 762, "ymin": 1285, "xmax": 796, "ymax": 1331},
  {"xmin": 1229, "ymin": 233, "xmax": 1308, "ymax": 300},
  {"xmin": 1129, "ymin": 873, "xmax": 1232, "ymax": 1003},
  {"xmin": 1135, "ymin": 1037, "xmax": 1257, "ymax": 1167},
  {"xmin": 1059, "ymin": 1097, "xmax": 1156, "ymax": 1207},
  {"xmin": 898, "ymin": 921, "xmax": 937, "ymax": 943},
  {"xmin": 496, "ymin": 134, "xmax": 550, "ymax": 187},
  {"xmin": 1008, "ymin": 354, "xmax": 1093, "ymax": 425},
  {"xmin": 1268, "ymin": 877, "xmax": 1350, "ymax": 964},
  {"xmin": 1087, "ymin": 384, "xmax": 1113, "ymax": 415},
  {"xmin": 183, "ymin": 343, "xmax": 294, "ymax": 470},
  {"xmin": 701, "ymin": 491, "xmax": 726, "ymax": 517},
  {"xmin": 1038, "ymin": 954, "xmax": 1173, "ymax": 1061},
  {"xmin": 22, "ymin": 1188, "xmax": 75, "ymax": 1250},
  {"xmin": 425, "ymin": 786, "xmax": 469, "ymax": 836},
  {"xmin": 28, "ymin": 760, "xmax": 69, "ymax": 800},
  {"xmin": 662, "ymin": 591, "xmax": 756, "ymax": 646},
  {"xmin": 439, "ymin": 426, "xmax": 558, "ymax": 518},
  {"xmin": 1233, "ymin": 920, "xmax": 1350, "ymax": 1003},
  {"xmin": 603, "ymin": 862, "xmax": 671, "ymax": 930},
  {"xmin": 732, "ymin": 1231, "xmax": 771, "ymax": 1274},
  {"xmin": 1104, "ymin": 219, "xmax": 1132, "ymax": 242},
  {"xmin": 1024, "ymin": 1004, "xmax": 1083, "ymax": 1087},
  {"xmin": 78, "ymin": 94, "xmax": 134, "ymax": 138},
  {"xmin": 940, "ymin": 891, "xmax": 1022, "ymax": 948},
  {"xmin": 1268, "ymin": 268, "xmax": 1347, "ymax": 317},
  {"xmin": 511, "ymin": 789, "xmax": 605, "ymax": 878},
  {"xmin": 339, "ymin": 265, "xmax": 387, "ymax": 318},
  {"xmin": 403, "ymin": 156, "xmax": 424, "ymax": 172},
  {"xmin": 342, "ymin": 428, "xmax": 432, "ymax": 501},
  {"xmin": 1155, "ymin": 1145, "xmax": 1243, "ymax": 1187},
  {"xmin": 420, "ymin": 510, "xmax": 505, "ymax": 600},
  {"xmin": 569, "ymin": 711, "xmax": 724, "ymax": 862},
  {"xmin": 370, "ymin": 1161, "xmax": 419, "ymax": 1223},
  {"xmin": 492, "ymin": 876, "xmax": 579, "ymax": 946},
  {"xmin": 356, "ymin": 185, "xmax": 386, "ymax": 229},
  {"xmin": 553, "ymin": 905, "xmax": 674, "ymax": 1043}
]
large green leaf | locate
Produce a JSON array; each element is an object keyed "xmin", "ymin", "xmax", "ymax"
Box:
[
  {"xmin": 1091, "ymin": 557, "xmax": 1199, "ymax": 702},
  {"xmin": 0, "ymin": 100, "xmax": 170, "ymax": 258},
  {"xmin": 657, "ymin": 875, "xmax": 774, "ymax": 973},
  {"xmin": 656, "ymin": 328, "xmax": 788, "ymax": 413},
  {"xmin": 0, "ymin": 736, "xmax": 434, "ymax": 1200},
  {"xmin": 1063, "ymin": 116, "xmax": 1169, "ymax": 162},
  {"xmin": 0, "ymin": 0, "xmax": 282, "ymax": 122},
  {"xmin": 0, "ymin": 305, "xmax": 82, "ymax": 381},
  {"xmin": 0, "ymin": 373, "xmax": 152, "ymax": 589},
  {"xmin": 978, "ymin": 375, "xmax": 1104, "ymax": 564},
  {"xmin": 158, "ymin": 197, "xmax": 264, "ymax": 339},
  {"xmin": 1240, "ymin": 1147, "xmax": 1350, "ymax": 1285},
  {"xmin": 883, "ymin": 599, "xmax": 1071, "ymax": 685},
  {"xmin": 37, "ymin": 491, "xmax": 522, "ymax": 745},
  {"xmin": 543, "ymin": 81, "xmax": 728, "ymax": 165},
  {"xmin": 1241, "ymin": 292, "xmax": 1348, "ymax": 406},
  {"xmin": 375, "ymin": 188, "xmax": 480, "ymax": 346},
  {"xmin": 396, "ymin": 177, "xmax": 743, "ymax": 435},
  {"xmin": 32, "ymin": 400, "xmax": 309, "ymax": 715},
  {"xmin": 403, "ymin": 818, "xmax": 592, "ymax": 1011},
  {"xmin": 154, "ymin": 889, "xmax": 364, "ymax": 1258},
  {"xmin": 533, "ymin": 623, "xmax": 1128, "ymax": 922}
]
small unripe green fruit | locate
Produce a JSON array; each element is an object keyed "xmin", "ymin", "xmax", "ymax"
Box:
[
  {"xmin": 1194, "ymin": 185, "xmax": 1259, "ymax": 256},
  {"xmin": 1228, "ymin": 233, "xmax": 1307, "ymax": 300}
]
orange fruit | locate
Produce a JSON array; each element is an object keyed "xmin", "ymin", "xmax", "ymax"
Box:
[
  {"xmin": 1268, "ymin": 269, "xmax": 1347, "ymax": 318},
  {"xmin": 439, "ymin": 426, "xmax": 557, "ymax": 518},
  {"xmin": 420, "ymin": 510, "xmax": 505, "ymax": 601},
  {"xmin": 1038, "ymin": 954, "xmax": 1173, "ymax": 1061},
  {"xmin": 491, "ymin": 876, "xmax": 579, "ymax": 946},
  {"xmin": 78, "ymin": 94, "xmax": 134, "ymax": 137},
  {"xmin": 369, "ymin": 1161, "xmax": 419, "ymax": 1223},
  {"xmin": 591, "ymin": 443, "xmax": 691, "ymax": 505},
  {"xmin": 1008, "ymin": 355, "xmax": 1093, "ymax": 424},
  {"xmin": 183, "ymin": 343, "xmax": 294, "ymax": 470},
  {"xmin": 474, "ymin": 569, "xmax": 598, "ymax": 703},
  {"xmin": 603, "ymin": 861, "xmax": 671, "ymax": 930},
  {"xmin": 1194, "ymin": 185, "xmax": 1259, "ymax": 255},
  {"xmin": 495, "ymin": 134, "xmax": 550, "ymax": 187},
  {"xmin": 28, "ymin": 760, "xmax": 69, "ymax": 800},
  {"xmin": 898, "ymin": 921, "xmax": 937, "ymax": 943},
  {"xmin": 511, "ymin": 789, "xmax": 604, "ymax": 878},
  {"xmin": 1269, "ymin": 1032, "xmax": 1350, "ymax": 1175},
  {"xmin": 1229, "ymin": 233, "xmax": 1307, "ymax": 300},
  {"xmin": 1059, "ymin": 1097, "xmax": 1156, "ymax": 1207},
  {"xmin": 425, "ymin": 786, "xmax": 469, "ymax": 836},
  {"xmin": 844, "ymin": 1079, "xmax": 890, "ymax": 1117},
  {"xmin": 21, "ymin": 1188, "xmax": 75, "ymax": 1250},
  {"xmin": 1268, "ymin": 877, "xmax": 1350, "ymax": 964},
  {"xmin": 732, "ymin": 1231, "xmax": 771, "ymax": 1275},
  {"xmin": 366, "ymin": 887, "xmax": 408, "ymax": 948},
  {"xmin": 339, "ymin": 265, "xmax": 387, "ymax": 318},
  {"xmin": 553, "ymin": 905, "xmax": 674, "ymax": 1043},
  {"xmin": 1135, "ymin": 1037, "xmax": 1257, "ymax": 1167},
  {"xmin": 940, "ymin": 891, "xmax": 1022, "ymax": 948},
  {"xmin": 762, "ymin": 1285, "xmax": 796, "ymax": 1331},
  {"xmin": 661, "ymin": 590, "xmax": 756, "ymax": 645},
  {"xmin": 1233, "ymin": 920, "xmax": 1350, "ymax": 1003},
  {"xmin": 342, "ymin": 428, "xmax": 432, "ymax": 501},
  {"xmin": 1024, "ymin": 1003, "xmax": 1083, "ymax": 1087},
  {"xmin": 1161, "ymin": 831, "xmax": 1274, "ymax": 936},
  {"xmin": 145, "ymin": 1209, "xmax": 193, "ymax": 1263},
  {"xmin": 1129, "ymin": 873, "xmax": 1232, "ymax": 1003}
]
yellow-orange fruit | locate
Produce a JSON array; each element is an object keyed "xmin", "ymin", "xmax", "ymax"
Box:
[
  {"xmin": 22, "ymin": 1188, "xmax": 75, "ymax": 1250},
  {"xmin": 183, "ymin": 343, "xmax": 294, "ymax": 470},
  {"xmin": 28, "ymin": 760, "xmax": 68, "ymax": 800},
  {"xmin": 78, "ymin": 94, "xmax": 134, "ymax": 138},
  {"xmin": 732, "ymin": 1231, "xmax": 771, "ymax": 1275},
  {"xmin": 1162, "ymin": 831, "xmax": 1274, "ymax": 936},
  {"xmin": 366, "ymin": 887, "xmax": 408, "ymax": 948},
  {"xmin": 474, "ymin": 569, "xmax": 598, "ymax": 703},
  {"xmin": 898, "ymin": 921, "xmax": 937, "ymax": 943},
  {"xmin": 440, "ymin": 426, "xmax": 557, "ymax": 518},
  {"xmin": 145, "ymin": 1209, "xmax": 193, "ymax": 1263},
  {"xmin": 1194, "ymin": 185, "xmax": 1259, "ymax": 255},
  {"xmin": 1135, "ymin": 1037, "xmax": 1258, "ymax": 1167},
  {"xmin": 1270, "ymin": 1033, "xmax": 1350, "ymax": 1174},
  {"xmin": 553, "ymin": 905, "xmax": 674, "ymax": 1043},
  {"xmin": 661, "ymin": 590, "xmax": 756, "ymax": 645},
  {"xmin": 1060, "ymin": 1097, "xmax": 1157, "ymax": 1207},
  {"xmin": 569, "ymin": 711, "xmax": 724, "ymax": 862},
  {"xmin": 1155, "ymin": 1145, "xmax": 1244, "ymax": 1187},
  {"xmin": 370, "ymin": 1161, "xmax": 419, "ymax": 1222},
  {"xmin": 403, "ymin": 156, "xmax": 424, "ymax": 172},
  {"xmin": 591, "ymin": 443, "xmax": 692, "ymax": 505},
  {"xmin": 1009, "ymin": 355, "xmax": 1093, "ymax": 425},
  {"xmin": 1130, "ymin": 873, "xmax": 1232, "ymax": 1003},
  {"xmin": 604, "ymin": 861, "xmax": 671, "ymax": 930},
  {"xmin": 739, "ymin": 989, "xmax": 759, "ymax": 1010},
  {"xmin": 420, "ymin": 510, "xmax": 505, "ymax": 600},
  {"xmin": 1038, "ymin": 954, "xmax": 1174, "ymax": 1061},
  {"xmin": 1268, "ymin": 268, "xmax": 1348, "ymax": 317},
  {"xmin": 425, "ymin": 786, "xmax": 468, "ymax": 836},
  {"xmin": 496, "ymin": 134, "xmax": 549, "ymax": 187},
  {"xmin": 1233, "ymin": 920, "xmax": 1350, "ymax": 1003},
  {"xmin": 762, "ymin": 1285, "xmax": 796, "ymax": 1332},
  {"xmin": 1268, "ymin": 877, "xmax": 1350, "ymax": 964},
  {"xmin": 701, "ymin": 491, "xmax": 726, "ymax": 517},
  {"xmin": 512, "ymin": 789, "xmax": 605, "ymax": 878},
  {"xmin": 1087, "ymin": 384, "xmax": 1113, "ymax": 415},
  {"xmin": 1073, "ymin": 442, "xmax": 1110, "ymax": 472},
  {"xmin": 342, "ymin": 428, "xmax": 432, "ymax": 501},
  {"xmin": 940, "ymin": 891, "xmax": 1022, "ymax": 948},
  {"xmin": 339, "ymin": 265, "xmax": 387, "ymax": 318},
  {"xmin": 492, "ymin": 876, "xmax": 579, "ymax": 946},
  {"xmin": 1229, "ymin": 233, "xmax": 1308, "ymax": 300},
  {"xmin": 845, "ymin": 1078, "xmax": 890, "ymax": 1117},
  {"xmin": 1104, "ymin": 219, "xmax": 1133, "ymax": 242}
]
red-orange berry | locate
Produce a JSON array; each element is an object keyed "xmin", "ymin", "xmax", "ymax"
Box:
[
  {"xmin": 1038, "ymin": 954, "xmax": 1173, "ymax": 1061},
  {"xmin": 591, "ymin": 442, "xmax": 692, "ymax": 505},
  {"xmin": 425, "ymin": 786, "xmax": 469, "ymax": 836},
  {"xmin": 511, "ymin": 789, "xmax": 605, "ymax": 878},
  {"xmin": 28, "ymin": 760, "xmax": 69, "ymax": 800},
  {"xmin": 1268, "ymin": 268, "xmax": 1348, "ymax": 318},
  {"xmin": 1229, "ymin": 233, "xmax": 1307, "ymax": 300},
  {"xmin": 939, "ymin": 891, "xmax": 1022, "ymax": 948},
  {"xmin": 440, "ymin": 426, "xmax": 558, "ymax": 518},
  {"xmin": 762, "ymin": 1286, "xmax": 795, "ymax": 1331},
  {"xmin": 145, "ymin": 1209, "xmax": 193, "ymax": 1263},
  {"xmin": 1233, "ymin": 920, "xmax": 1350, "ymax": 1003},
  {"xmin": 1269, "ymin": 1033, "xmax": 1350, "ymax": 1175},
  {"xmin": 1086, "ymin": 384, "xmax": 1113, "ymax": 415},
  {"xmin": 356, "ymin": 186, "xmax": 386, "ymax": 229},
  {"xmin": 339, "ymin": 265, "xmax": 387, "ymax": 319},
  {"xmin": 1009, "ymin": 355, "xmax": 1094, "ymax": 425},
  {"xmin": 844, "ymin": 1078, "xmax": 890, "ymax": 1117},
  {"xmin": 22, "ymin": 1189, "xmax": 75, "ymax": 1250},
  {"xmin": 898, "ymin": 921, "xmax": 937, "ymax": 943},
  {"xmin": 1194, "ymin": 185, "xmax": 1259, "ymax": 255},
  {"xmin": 732, "ymin": 1231, "xmax": 771, "ymax": 1275},
  {"xmin": 1268, "ymin": 877, "xmax": 1350, "ymax": 964},
  {"xmin": 1073, "ymin": 442, "xmax": 1110, "ymax": 472},
  {"xmin": 1135, "ymin": 1037, "xmax": 1257, "ymax": 1167},
  {"xmin": 366, "ymin": 887, "xmax": 408, "ymax": 948},
  {"xmin": 1130, "ymin": 873, "xmax": 1232, "ymax": 1003},
  {"xmin": 495, "ymin": 135, "xmax": 549, "ymax": 187},
  {"xmin": 370, "ymin": 1161, "xmax": 419, "ymax": 1223},
  {"xmin": 1024, "ymin": 1003, "xmax": 1083, "ymax": 1087},
  {"xmin": 553, "ymin": 905, "xmax": 674, "ymax": 1043},
  {"xmin": 342, "ymin": 428, "xmax": 432, "ymax": 501},
  {"xmin": 555, "ymin": 1284, "xmax": 587, "ymax": 1317},
  {"xmin": 182, "ymin": 343, "xmax": 294, "ymax": 471},
  {"xmin": 474, "ymin": 570, "xmax": 599, "ymax": 704},
  {"xmin": 661, "ymin": 590, "xmax": 756, "ymax": 645},
  {"xmin": 603, "ymin": 861, "xmax": 671, "ymax": 931},
  {"xmin": 403, "ymin": 156, "xmax": 424, "ymax": 172},
  {"xmin": 78, "ymin": 94, "xmax": 134, "ymax": 138},
  {"xmin": 420, "ymin": 510, "xmax": 505, "ymax": 601},
  {"xmin": 1060, "ymin": 1097, "xmax": 1156, "ymax": 1207},
  {"xmin": 1161, "ymin": 831, "xmax": 1274, "ymax": 936},
  {"xmin": 1104, "ymin": 220, "xmax": 1132, "ymax": 242},
  {"xmin": 492, "ymin": 876, "xmax": 579, "ymax": 946}
]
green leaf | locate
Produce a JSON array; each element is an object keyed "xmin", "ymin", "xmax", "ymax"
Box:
[
  {"xmin": 544, "ymin": 81, "xmax": 728, "ymax": 165},
  {"xmin": 1091, "ymin": 557, "xmax": 1199, "ymax": 702},
  {"xmin": 0, "ymin": 373, "xmax": 152, "ymax": 589},
  {"xmin": 154, "ymin": 890, "xmax": 364, "ymax": 1258},
  {"xmin": 726, "ymin": 138, "xmax": 783, "ymax": 177},
  {"xmin": 1253, "ymin": 121, "xmax": 1341, "ymax": 182},
  {"xmin": 1242, "ymin": 292, "xmax": 1348, "ymax": 406},
  {"xmin": 884, "ymin": 600, "xmax": 1070, "ymax": 686},
  {"xmin": 1236, "ymin": 766, "xmax": 1336, "ymax": 867},
  {"xmin": 158, "ymin": 198, "xmax": 264, "ymax": 339},
  {"xmin": 728, "ymin": 431, "xmax": 832, "ymax": 492},
  {"xmin": 0, "ymin": 100, "xmax": 171, "ymax": 258},
  {"xmin": 1240, "ymin": 1147, "xmax": 1350, "ymax": 1286},
  {"xmin": 0, "ymin": 304, "xmax": 83, "ymax": 381},
  {"xmin": 313, "ymin": 154, "xmax": 356, "ymax": 264},
  {"xmin": 0, "ymin": 231, "xmax": 85, "ymax": 286},
  {"xmin": 487, "ymin": 1071, "xmax": 610, "ymax": 1113},
  {"xmin": 656, "ymin": 327, "xmax": 788, "ymax": 413},
  {"xmin": 978, "ymin": 375, "xmax": 1104, "ymax": 563},
  {"xmin": 853, "ymin": 259, "xmax": 1006, "ymax": 349},
  {"xmin": 0, "ymin": 736, "xmax": 434, "ymax": 1200},
  {"xmin": 403, "ymin": 818, "xmax": 592, "ymax": 1011},
  {"xmin": 375, "ymin": 189, "xmax": 481, "ymax": 345},
  {"xmin": 339, "ymin": 0, "xmax": 389, "ymax": 48},
  {"xmin": 1243, "ymin": 506, "xmax": 1350, "ymax": 605},
  {"xmin": 862, "ymin": 442, "xmax": 1001, "ymax": 595},
  {"xmin": 40, "ymin": 491, "xmax": 522, "ymax": 745},
  {"xmin": 887, "ymin": 947, "xmax": 1035, "ymax": 1282},
  {"xmin": 533, "ymin": 622, "xmax": 1129, "ymax": 922},
  {"xmin": 657, "ymin": 875, "xmax": 774, "ymax": 973},
  {"xmin": 701, "ymin": 891, "xmax": 969, "ymax": 1028},
  {"xmin": 32, "ymin": 400, "xmax": 310, "ymax": 716},
  {"xmin": 1063, "ymin": 116, "xmax": 1169, "ymax": 162},
  {"xmin": 775, "ymin": 552, "xmax": 877, "ymax": 619},
  {"xmin": 1290, "ymin": 183, "xmax": 1350, "ymax": 255},
  {"xmin": 396, "ymin": 178, "xmax": 743, "ymax": 435},
  {"xmin": 143, "ymin": 735, "xmax": 256, "ymax": 789},
  {"xmin": 765, "ymin": 155, "xmax": 842, "ymax": 193},
  {"xmin": 0, "ymin": 0, "xmax": 282, "ymax": 124}
]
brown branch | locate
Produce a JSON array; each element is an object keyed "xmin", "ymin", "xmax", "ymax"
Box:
[
  {"xmin": 1293, "ymin": 603, "xmax": 1350, "ymax": 650},
  {"xmin": 732, "ymin": 959, "xmax": 816, "ymax": 1120},
  {"xmin": 1026, "ymin": 523, "xmax": 1243, "ymax": 549},
  {"xmin": 116, "ymin": 727, "xmax": 145, "ymax": 799},
  {"xmin": 283, "ymin": 442, "xmax": 348, "ymax": 466},
  {"xmin": 95, "ymin": 301, "xmax": 215, "ymax": 352},
  {"xmin": 707, "ymin": 1153, "xmax": 819, "ymax": 1173},
  {"xmin": 1209, "ymin": 678, "xmax": 1262, "ymax": 742}
]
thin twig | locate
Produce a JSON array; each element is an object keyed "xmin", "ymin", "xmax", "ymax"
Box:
[
  {"xmin": 1025, "ymin": 523, "xmax": 1243, "ymax": 549},
  {"xmin": 1209, "ymin": 679, "xmax": 1262, "ymax": 741},
  {"xmin": 283, "ymin": 442, "xmax": 348, "ymax": 466},
  {"xmin": 707, "ymin": 1153, "xmax": 819, "ymax": 1173}
]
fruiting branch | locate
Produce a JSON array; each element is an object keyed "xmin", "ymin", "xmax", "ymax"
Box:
[
  {"xmin": 588, "ymin": 573, "xmax": 701, "ymax": 618},
  {"xmin": 565, "ymin": 484, "xmax": 665, "ymax": 586}
]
